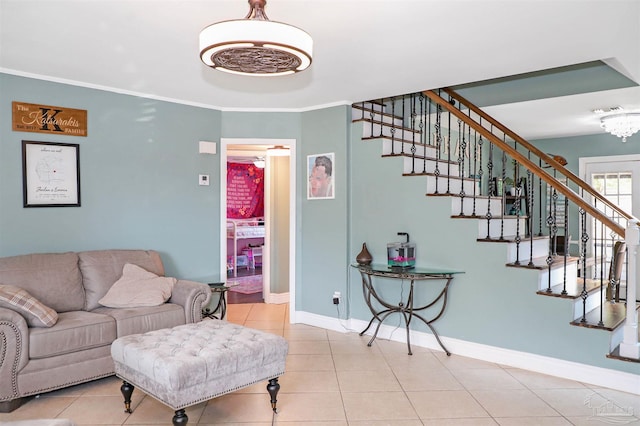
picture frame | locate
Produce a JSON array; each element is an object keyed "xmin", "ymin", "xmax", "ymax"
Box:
[
  {"xmin": 22, "ymin": 140, "xmax": 81, "ymax": 207},
  {"xmin": 307, "ymin": 152, "xmax": 335, "ymax": 200}
]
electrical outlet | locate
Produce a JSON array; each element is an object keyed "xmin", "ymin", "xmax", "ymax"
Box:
[{"xmin": 332, "ymin": 291, "xmax": 341, "ymax": 305}]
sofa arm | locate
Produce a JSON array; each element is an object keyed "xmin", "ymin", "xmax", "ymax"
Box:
[
  {"xmin": 169, "ymin": 280, "xmax": 211, "ymax": 323},
  {"xmin": 0, "ymin": 307, "xmax": 30, "ymax": 402}
]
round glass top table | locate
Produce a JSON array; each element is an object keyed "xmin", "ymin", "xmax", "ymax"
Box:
[{"xmin": 351, "ymin": 263, "xmax": 464, "ymax": 355}]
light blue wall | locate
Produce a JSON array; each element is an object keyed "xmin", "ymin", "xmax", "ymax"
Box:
[
  {"xmin": 0, "ymin": 73, "xmax": 222, "ymax": 280},
  {"xmin": 299, "ymin": 106, "xmax": 350, "ymax": 317},
  {"xmin": 533, "ymin": 132, "xmax": 640, "ymax": 167},
  {"xmin": 1, "ymin": 73, "xmax": 637, "ymax": 376}
]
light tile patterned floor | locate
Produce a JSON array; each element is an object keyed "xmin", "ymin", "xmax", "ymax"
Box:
[{"xmin": 1, "ymin": 303, "xmax": 639, "ymax": 425}]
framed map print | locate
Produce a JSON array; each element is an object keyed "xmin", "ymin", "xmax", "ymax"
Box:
[{"xmin": 22, "ymin": 140, "xmax": 81, "ymax": 207}]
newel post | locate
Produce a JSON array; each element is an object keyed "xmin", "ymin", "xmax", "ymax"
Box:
[{"xmin": 621, "ymin": 223, "xmax": 640, "ymax": 358}]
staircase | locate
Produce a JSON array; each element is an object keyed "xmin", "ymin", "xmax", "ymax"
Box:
[{"xmin": 351, "ymin": 89, "xmax": 640, "ymax": 364}]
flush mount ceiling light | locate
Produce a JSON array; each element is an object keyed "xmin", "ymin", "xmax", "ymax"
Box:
[
  {"xmin": 600, "ymin": 112, "xmax": 640, "ymax": 143},
  {"xmin": 266, "ymin": 145, "xmax": 290, "ymax": 156},
  {"xmin": 199, "ymin": 0, "xmax": 312, "ymax": 76}
]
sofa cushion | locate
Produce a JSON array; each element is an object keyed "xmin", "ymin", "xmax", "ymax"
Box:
[
  {"xmin": 0, "ymin": 252, "xmax": 84, "ymax": 313},
  {"xmin": 79, "ymin": 250, "xmax": 165, "ymax": 311},
  {"xmin": 29, "ymin": 311, "xmax": 116, "ymax": 359},
  {"xmin": 98, "ymin": 263, "xmax": 175, "ymax": 308},
  {"xmin": 0, "ymin": 284, "xmax": 58, "ymax": 327},
  {"xmin": 92, "ymin": 303, "xmax": 185, "ymax": 337}
]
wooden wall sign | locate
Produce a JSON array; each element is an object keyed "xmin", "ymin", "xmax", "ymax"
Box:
[{"xmin": 12, "ymin": 101, "xmax": 87, "ymax": 137}]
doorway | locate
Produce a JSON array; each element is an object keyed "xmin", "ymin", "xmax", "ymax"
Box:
[
  {"xmin": 580, "ymin": 154, "xmax": 640, "ymax": 293},
  {"xmin": 220, "ymin": 139, "xmax": 296, "ymax": 315}
]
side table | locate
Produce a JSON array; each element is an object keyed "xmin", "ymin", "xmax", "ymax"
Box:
[
  {"xmin": 352, "ymin": 263, "xmax": 463, "ymax": 356},
  {"xmin": 203, "ymin": 282, "xmax": 229, "ymax": 320}
]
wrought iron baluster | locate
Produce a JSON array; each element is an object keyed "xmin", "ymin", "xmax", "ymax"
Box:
[
  {"xmin": 499, "ymin": 146, "xmax": 506, "ymax": 241},
  {"xmin": 390, "ymin": 97, "xmax": 396, "ymax": 154},
  {"xmin": 552, "ymin": 179, "xmax": 559, "ymax": 256},
  {"xmin": 434, "ymin": 101, "xmax": 442, "ymax": 194},
  {"xmin": 425, "ymin": 98, "xmax": 431, "ymax": 174},
  {"xmin": 545, "ymin": 182, "xmax": 556, "ymax": 293},
  {"xmin": 579, "ymin": 207, "xmax": 589, "ymax": 322},
  {"xmin": 485, "ymin": 127, "xmax": 494, "ymax": 239},
  {"xmin": 401, "ymin": 95, "xmax": 406, "ymax": 154},
  {"xmin": 446, "ymin": 101, "xmax": 452, "ymax": 194},
  {"xmin": 368, "ymin": 102, "xmax": 375, "ymax": 138},
  {"xmin": 561, "ymin": 197, "xmax": 569, "ymax": 295},
  {"xmin": 514, "ymin": 181, "xmax": 522, "ymax": 265},
  {"xmin": 410, "ymin": 93, "xmax": 417, "ymax": 173},
  {"xmin": 419, "ymin": 94, "xmax": 426, "ymax": 173},
  {"xmin": 537, "ymin": 158, "xmax": 543, "ymax": 236},
  {"xmin": 598, "ymin": 220, "xmax": 605, "ymax": 326},
  {"xmin": 458, "ymin": 119, "xmax": 466, "ymax": 216},
  {"xmin": 472, "ymin": 125, "xmax": 478, "ymax": 217},
  {"xmin": 593, "ymin": 201, "xmax": 599, "ymax": 280},
  {"xmin": 527, "ymin": 165, "xmax": 535, "ymax": 266},
  {"xmin": 477, "ymin": 131, "xmax": 484, "ymax": 218}
]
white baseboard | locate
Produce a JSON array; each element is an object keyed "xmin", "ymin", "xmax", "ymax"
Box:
[
  {"xmin": 265, "ymin": 292, "xmax": 289, "ymax": 304},
  {"xmin": 294, "ymin": 310, "xmax": 640, "ymax": 396}
]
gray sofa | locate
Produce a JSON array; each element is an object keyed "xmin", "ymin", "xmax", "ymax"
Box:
[{"xmin": 0, "ymin": 249, "xmax": 211, "ymax": 412}]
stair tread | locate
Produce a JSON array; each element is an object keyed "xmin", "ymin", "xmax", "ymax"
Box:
[
  {"xmin": 451, "ymin": 215, "xmax": 530, "ymax": 223},
  {"xmin": 607, "ymin": 346, "xmax": 640, "ymax": 363},
  {"xmin": 407, "ymin": 172, "xmax": 477, "ymax": 181},
  {"xmin": 383, "ymin": 153, "xmax": 458, "ymax": 165},
  {"xmin": 355, "ymin": 118, "xmax": 422, "ymax": 134},
  {"xmin": 537, "ymin": 277, "xmax": 604, "ymax": 299},
  {"xmin": 570, "ymin": 301, "xmax": 629, "ymax": 331},
  {"xmin": 363, "ymin": 135, "xmax": 425, "ymax": 145},
  {"xmin": 477, "ymin": 235, "xmax": 546, "ymax": 243},
  {"xmin": 506, "ymin": 254, "xmax": 579, "ymax": 270}
]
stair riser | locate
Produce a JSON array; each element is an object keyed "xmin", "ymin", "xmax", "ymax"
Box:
[
  {"xmin": 477, "ymin": 217, "xmax": 528, "ymax": 239},
  {"xmin": 427, "ymin": 175, "xmax": 476, "ymax": 196},
  {"xmin": 572, "ymin": 291, "xmax": 605, "ymax": 321},
  {"xmin": 451, "ymin": 196, "xmax": 501, "ymax": 217},
  {"xmin": 537, "ymin": 264, "xmax": 578, "ymax": 291},
  {"xmin": 403, "ymin": 156, "xmax": 460, "ymax": 175},
  {"xmin": 383, "ymin": 140, "xmax": 437, "ymax": 157},
  {"xmin": 355, "ymin": 111, "xmax": 403, "ymax": 127},
  {"xmin": 610, "ymin": 324, "xmax": 625, "ymax": 352},
  {"xmin": 358, "ymin": 102, "xmax": 386, "ymax": 113},
  {"xmin": 363, "ymin": 123, "xmax": 421, "ymax": 139},
  {"xmin": 506, "ymin": 238, "xmax": 548, "ymax": 263}
]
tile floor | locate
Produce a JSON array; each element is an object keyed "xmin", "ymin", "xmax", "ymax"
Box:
[{"xmin": 2, "ymin": 303, "xmax": 639, "ymax": 425}]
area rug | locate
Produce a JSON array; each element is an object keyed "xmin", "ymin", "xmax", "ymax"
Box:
[{"xmin": 227, "ymin": 275, "xmax": 263, "ymax": 294}]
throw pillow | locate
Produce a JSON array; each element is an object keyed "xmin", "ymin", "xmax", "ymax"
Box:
[
  {"xmin": 0, "ymin": 284, "xmax": 59, "ymax": 327},
  {"xmin": 98, "ymin": 263, "xmax": 176, "ymax": 308}
]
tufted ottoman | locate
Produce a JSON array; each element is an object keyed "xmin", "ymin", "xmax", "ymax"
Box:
[{"xmin": 110, "ymin": 320, "xmax": 288, "ymax": 425}]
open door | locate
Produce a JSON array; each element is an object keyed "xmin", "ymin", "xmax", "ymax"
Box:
[{"xmin": 220, "ymin": 139, "xmax": 296, "ymax": 314}]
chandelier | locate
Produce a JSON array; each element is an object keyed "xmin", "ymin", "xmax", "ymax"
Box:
[
  {"xmin": 600, "ymin": 112, "xmax": 640, "ymax": 143},
  {"xmin": 199, "ymin": 0, "xmax": 312, "ymax": 76}
]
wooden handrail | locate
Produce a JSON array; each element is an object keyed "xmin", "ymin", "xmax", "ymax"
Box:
[
  {"xmin": 424, "ymin": 90, "xmax": 626, "ymax": 238},
  {"xmin": 441, "ymin": 87, "xmax": 639, "ymax": 226}
]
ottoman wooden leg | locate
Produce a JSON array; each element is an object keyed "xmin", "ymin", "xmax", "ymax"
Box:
[
  {"xmin": 172, "ymin": 409, "xmax": 188, "ymax": 425},
  {"xmin": 120, "ymin": 381, "xmax": 134, "ymax": 413},
  {"xmin": 266, "ymin": 377, "xmax": 280, "ymax": 413}
]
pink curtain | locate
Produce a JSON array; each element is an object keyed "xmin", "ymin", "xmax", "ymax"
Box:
[{"xmin": 226, "ymin": 162, "xmax": 264, "ymax": 218}]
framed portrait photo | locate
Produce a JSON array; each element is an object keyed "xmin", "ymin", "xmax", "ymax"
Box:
[
  {"xmin": 307, "ymin": 152, "xmax": 335, "ymax": 200},
  {"xmin": 22, "ymin": 140, "xmax": 81, "ymax": 207}
]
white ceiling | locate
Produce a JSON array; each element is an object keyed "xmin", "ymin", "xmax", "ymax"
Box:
[{"xmin": 1, "ymin": 0, "xmax": 639, "ymax": 140}]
